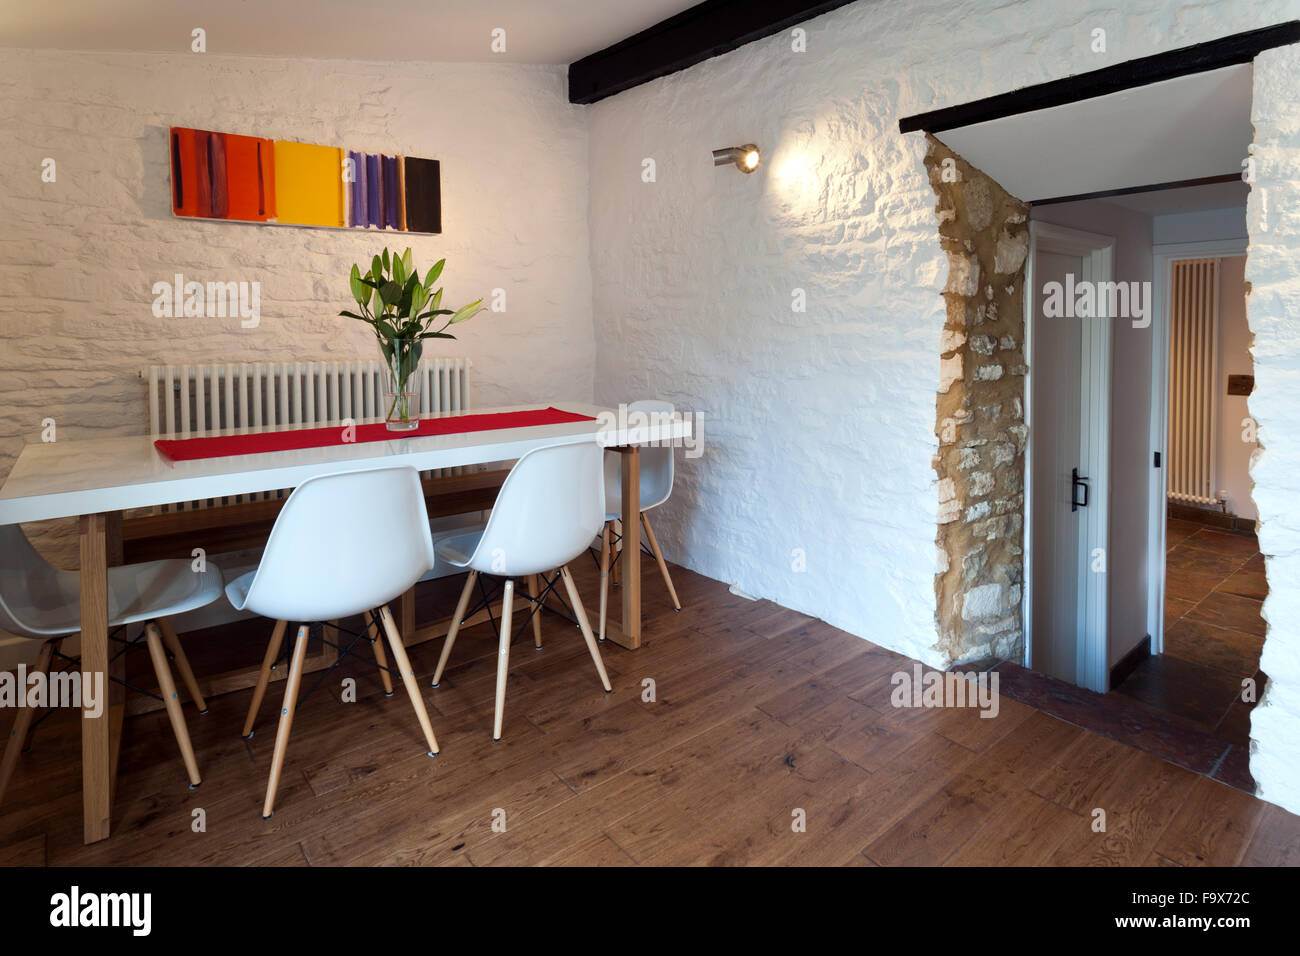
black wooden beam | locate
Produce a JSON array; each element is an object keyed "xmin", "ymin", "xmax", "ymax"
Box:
[
  {"xmin": 1029, "ymin": 172, "xmax": 1243, "ymax": 207},
  {"xmin": 568, "ymin": 0, "xmax": 857, "ymax": 105},
  {"xmin": 898, "ymin": 21, "xmax": 1300, "ymax": 134}
]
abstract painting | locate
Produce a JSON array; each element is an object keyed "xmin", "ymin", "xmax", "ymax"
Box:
[{"xmin": 169, "ymin": 127, "xmax": 442, "ymax": 234}]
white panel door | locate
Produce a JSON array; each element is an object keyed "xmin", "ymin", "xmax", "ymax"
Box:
[{"xmin": 1031, "ymin": 250, "xmax": 1085, "ymax": 684}]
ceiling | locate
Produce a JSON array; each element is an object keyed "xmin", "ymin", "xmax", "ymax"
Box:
[
  {"xmin": 0, "ymin": 0, "xmax": 702, "ymax": 64},
  {"xmin": 937, "ymin": 64, "xmax": 1254, "ymax": 204}
]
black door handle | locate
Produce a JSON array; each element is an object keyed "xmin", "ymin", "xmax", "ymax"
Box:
[{"xmin": 1072, "ymin": 467, "xmax": 1089, "ymax": 512}]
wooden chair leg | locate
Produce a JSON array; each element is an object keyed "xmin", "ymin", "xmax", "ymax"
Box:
[
  {"xmin": 527, "ymin": 574, "xmax": 543, "ymax": 649},
  {"xmin": 611, "ymin": 519, "xmax": 621, "ymax": 586},
  {"xmin": 144, "ymin": 623, "xmax": 201, "ymax": 789},
  {"xmin": 263, "ymin": 624, "xmax": 310, "ymax": 819},
  {"xmin": 367, "ymin": 613, "xmax": 394, "ymax": 696},
  {"xmin": 157, "ymin": 617, "xmax": 208, "ymax": 713},
  {"xmin": 0, "ymin": 640, "xmax": 57, "ymax": 808},
  {"xmin": 560, "ymin": 566, "xmax": 612, "ymax": 693},
  {"xmin": 641, "ymin": 513, "xmax": 681, "ymax": 611},
  {"xmin": 492, "ymin": 579, "xmax": 515, "ymax": 741},
  {"xmin": 242, "ymin": 619, "xmax": 287, "ymax": 739},
  {"xmin": 378, "ymin": 606, "xmax": 440, "ymax": 756},
  {"xmin": 599, "ymin": 522, "xmax": 611, "ymax": 642},
  {"xmin": 432, "ymin": 570, "xmax": 477, "ymax": 687}
]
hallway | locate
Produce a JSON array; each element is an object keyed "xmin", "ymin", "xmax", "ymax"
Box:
[{"xmin": 1113, "ymin": 517, "xmax": 1265, "ymax": 786}]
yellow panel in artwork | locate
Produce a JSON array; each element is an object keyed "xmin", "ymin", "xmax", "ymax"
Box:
[{"xmin": 273, "ymin": 141, "xmax": 344, "ymax": 227}]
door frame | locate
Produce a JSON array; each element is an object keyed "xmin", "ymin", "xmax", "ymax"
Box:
[
  {"xmin": 1023, "ymin": 220, "xmax": 1114, "ymax": 691},
  {"xmin": 1146, "ymin": 238, "xmax": 1249, "ymax": 654}
]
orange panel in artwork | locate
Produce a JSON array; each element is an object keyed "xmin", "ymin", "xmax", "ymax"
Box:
[{"xmin": 222, "ymin": 133, "xmax": 276, "ymax": 222}]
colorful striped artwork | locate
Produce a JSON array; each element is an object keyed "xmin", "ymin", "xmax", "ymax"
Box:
[{"xmin": 169, "ymin": 127, "xmax": 443, "ymax": 233}]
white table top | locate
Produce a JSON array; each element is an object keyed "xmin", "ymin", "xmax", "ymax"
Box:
[{"xmin": 0, "ymin": 403, "xmax": 692, "ymax": 524}]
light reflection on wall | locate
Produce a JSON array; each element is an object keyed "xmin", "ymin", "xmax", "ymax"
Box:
[{"xmin": 768, "ymin": 138, "xmax": 821, "ymax": 218}]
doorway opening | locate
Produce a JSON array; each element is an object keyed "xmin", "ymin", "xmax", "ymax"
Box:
[
  {"xmin": 903, "ymin": 25, "xmax": 1293, "ymax": 795},
  {"xmin": 1109, "ymin": 243, "xmax": 1265, "ymax": 783}
]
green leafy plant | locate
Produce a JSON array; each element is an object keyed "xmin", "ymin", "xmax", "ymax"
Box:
[{"xmin": 341, "ymin": 247, "xmax": 485, "ymax": 425}]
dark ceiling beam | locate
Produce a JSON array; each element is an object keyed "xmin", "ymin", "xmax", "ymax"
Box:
[
  {"xmin": 568, "ymin": 0, "xmax": 857, "ymax": 105},
  {"xmin": 1028, "ymin": 172, "xmax": 1243, "ymax": 207},
  {"xmin": 898, "ymin": 21, "xmax": 1300, "ymax": 134}
]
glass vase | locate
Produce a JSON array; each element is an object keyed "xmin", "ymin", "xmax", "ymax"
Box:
[{"xmin": 383, "ymin": 337, "xmax": 421, "ymax": 432}]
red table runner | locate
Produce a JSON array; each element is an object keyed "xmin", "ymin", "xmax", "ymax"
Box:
[{"xmin": 154, "ymin": 407, "xmax": 598, "ymax": 462}]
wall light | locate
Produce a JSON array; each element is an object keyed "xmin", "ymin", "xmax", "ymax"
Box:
[{"xmin": 712, "ymin": 144, "xmax": 760, "ymax": 173}]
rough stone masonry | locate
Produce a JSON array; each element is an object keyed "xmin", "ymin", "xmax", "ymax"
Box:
[{"xmin": 925, "ymin": 135, "xmax": 1030, "ymax": 667}]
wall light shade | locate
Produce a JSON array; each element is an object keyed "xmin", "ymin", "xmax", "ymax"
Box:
[{"xmin": 712, "ymin": 144, "xmax": 760, "ymax": 173}]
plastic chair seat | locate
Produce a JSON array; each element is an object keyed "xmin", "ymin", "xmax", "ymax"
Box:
[
  {"xmin": 223, "ymin": 570, "xmax": 254, "ymax": 613},
  {"xmin": 604, "ymin": 482, "xmax": 667, "ymax": 522},
  {"xmin": 602, "ymin": 400, "xmax": 675, "ymax": 521},
  {"xmin": 0, "ymin": 524, "xmax": 223, "ymax": 796},
  {"xmin": 8, "ymin": 559, "xmax": 225, "ymax": 638},
  {"xmin": 433, "ymin": 530, "xmax": 484, "ymax": 568}
]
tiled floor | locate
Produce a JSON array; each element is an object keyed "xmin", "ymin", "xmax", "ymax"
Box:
[{"xmin": 1110, "ymin": 517, "xmax": 1266, "ymax": 787}]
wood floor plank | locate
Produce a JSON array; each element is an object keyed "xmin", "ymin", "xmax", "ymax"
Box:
[
  {"xmin": 1153, "ymin": 774, "xmax": 1266, "ymax": 866},
  {"xmin": 1144, "ymin": 851, "xmax": 1183, "ymax": 866},
  {"xmin": 550, "ymin": 832, "xmax": 638, "ymax": 866},
  {"xmin": 1239, "ymin": 804, "xmax": 1300, "ymax": 866},
  {"xmin": 864, "ymin": 713, "xmax": 1083, "ymax": 865},
  {"xmin": 756, "ymin": 733, "xmax": 978, "ymax": 866},
  {"xmin": 788, "ymin": 696, "xmax": 947, "ymax": 774},
  {"xmin": 1047, "ymin": 751, "xmax": 1200, "ymax": 866},
  {"xmin": 932, "ymin": 694, "xmax": 1037, "ymax": 753},
  {"xmin": 0, "ymin": 833, "xmax": 46, "ymax": 866},
  {"xmin": 606, "ymin": 729, "xmax": 868, "ymax": 866},
  {"xmin": 945, "ymin": 790, "xmax": 1083, "ymax": 866},
  {"xmin": 1030, "ymin": 732, "xmax": 1144, "ymax": 814}
]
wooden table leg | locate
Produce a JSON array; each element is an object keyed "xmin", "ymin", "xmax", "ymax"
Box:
[
  {"xmin": 613, "ymin": 446, "xmax": 642, "ymax": 649},
  {"xmin": 104, "ymin": 512, "xmax": 125, "ymax": 806},
  {"xmin": 79, "ymin": 513, "xmax": 112, "ymax": 844}
]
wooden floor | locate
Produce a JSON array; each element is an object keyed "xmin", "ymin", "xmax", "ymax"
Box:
[{"xmin": 1, "ymin": 557, "xmax": 1297, "ymax": 867}]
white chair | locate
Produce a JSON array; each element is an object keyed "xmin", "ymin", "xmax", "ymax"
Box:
[
  {"xmin": 0, "ymin": 524, "xmax": 222, "ymax": 803},
  {"xmin": 599, "ymin": 400, "xmax": 682, "ymax": 641},
  {"xmin": 430, "ymin": 441, "xmax": 611, "ymax": 741},
  {"xmin": 226, "ymin": 465, "xmax": 440, "ymax": 819}
]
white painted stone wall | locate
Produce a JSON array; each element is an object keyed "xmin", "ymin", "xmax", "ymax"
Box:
[
  {"xmin": 0, "ymin": 48, "xmax": 595, "ymax": 564},
  {"xmin": 585, "ymin": 0, "xmax": 1300, "ymax": 810},
  {"xmin": 1245, "ymin": 42, "xmax": 1300, "ymax": 815}
]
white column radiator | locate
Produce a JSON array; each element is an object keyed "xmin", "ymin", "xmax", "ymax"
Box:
[
  {"xmin": 141, "ymin": 357, "xmax": 472, "ymax": 510},
  {"xmin": 1168, "ymin": 259, "xmax": 1220, "ymax": 506}
]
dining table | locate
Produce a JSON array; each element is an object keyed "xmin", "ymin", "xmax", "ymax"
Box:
[{"xmin": 0, "ymin": 402, "xmax": 692, "ymax": 844}]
